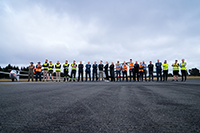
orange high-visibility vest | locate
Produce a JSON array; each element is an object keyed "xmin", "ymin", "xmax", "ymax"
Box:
[
  {"xmin": 36, "ymin": 65, "xmax": 42, "ymax": 72},
  {"xmin": 139, "ymin": 65, "xmax": 143, "ymax": 72},
  {"xmin": 129, "ymin": 62, "xmax": 134, "ymax": 69},
  {"xmin": 116, "ymin": 63, "xmax": 121, "ymax": 71},
  {"xmin": 122, "ymin": 64, "xmax": 127, "ymax": 72}
]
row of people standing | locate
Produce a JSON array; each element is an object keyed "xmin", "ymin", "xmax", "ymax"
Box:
[{"xmin": 29, "ymin": 59, "xmax": 187, "ymax": 82}]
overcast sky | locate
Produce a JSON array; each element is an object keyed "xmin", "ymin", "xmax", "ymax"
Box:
[{"xmin": 0, "ymin": 0, "xmax": 200, "ymax": 73}]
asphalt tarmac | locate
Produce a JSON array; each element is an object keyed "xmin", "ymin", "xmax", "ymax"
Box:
[{"xmin": 0, "ymin": 80, "xmax": 200, "ymax": 132}]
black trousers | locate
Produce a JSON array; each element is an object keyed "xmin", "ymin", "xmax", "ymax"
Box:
[
  {"xmin": 163, "ymin": 70, "xmax": 168, "ymax": 81},
  {"xmin": 110, "ymin": 70, "xmax": 115, "ymax": 81},
  {"xmin": 71, "ymin": 70, "xmax": 76, "ymax": 81},
  {"xmin": 78, "ymin": 71, "xmax": 83, "ymax": 81},
  {"xmin": 149, "ymin": 71, "xmax": 154, "ymax": 81},
  {"xmin": 129, "ymin": 69, "xmax": 135, "ymax": 81},
  {"xmin": 64, "ymin": 70, "xmax": 69, "ymax": 81},
  {"xmin": 105, "ymin": 71, "xmax": 109, "ymax": 80},
  {"xmin": 123, "ymin": 71, "xmax": 128, "ymax": 81},
  {"xmin": 143, "ymin": 70, "xmax": 147, "ymax": 81},
  {"xmin": 181, "ymin": 70, "xmax": 187, "ymax": 81},
  {"xmin": 93, "ymin": 71, "xmax": 98, "ymax": 81},
  {"xmin": 85, "ymin": 72, "xmax": 91, "ymax": 81},
  {"xmin": 135, "ymin": 72, "xmax": 139, "ymax": 81}
]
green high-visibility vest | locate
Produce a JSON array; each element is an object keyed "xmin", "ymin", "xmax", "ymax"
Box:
[
  {"xmin": 64, "ymin": 63, "xmax": 69, "ymax": 70},
  {"xmin": 48, "ymin": 64, "xmax": 54, "ymax": 71},
  {"xmin": 163, "ymin": 63, "xmax": 168, "ymax": 70},
  {"xmin": 71, "ymin": 63, "xmax": 77, "ymax": 70},
  {"xmin": 180, "ymin": 62, "xmax": 187, "ymax": 70},
  {"xmin": 172, "ymin": 63, "xmax": 179, "ymax": 71},
  {"xmin": 55, "ymin": 64, "xmax": 61, "ymax": 72},
  {"xmin": 43, "ymin": 63, "xmax": 49, "ymax": 70}
]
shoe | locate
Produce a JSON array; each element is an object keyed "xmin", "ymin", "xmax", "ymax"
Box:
[
  {"xmin": 172, "ymin": 80, "xmax": 174, "ymax": 81},
  {"xmin": 176, "ymin": 80, "xmax": 178, "ymax": 82}
]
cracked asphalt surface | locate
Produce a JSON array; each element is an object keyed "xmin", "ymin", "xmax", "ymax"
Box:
[{"xmin": 0, "ymin": 80, "xmax": 200, "ymax": 132}]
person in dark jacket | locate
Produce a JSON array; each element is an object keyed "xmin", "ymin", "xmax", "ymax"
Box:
[
  {"xmin": 92, "ymin": 61, "xmax": 98, "ymax": 81},
  {"xmin": 148, "ymin": 61, "xmax": 154, "ymax": 81},
  {"xmin": 134, "ymin": 61, "xmax": 139, "ymax": 81},
  {"xmin": 104, "ymin": 62, "xmax": 109, "ymax": 81},
  {"xmin": 78, "ymin": 61, "xmax": 84, "ymax": 82},
  {"xmin": 155, "ymin": 59, "xmax": 162, "ymax": 81},
  {"xmin": 85, "ymin": 61, "xmax": 91, "ymax": 81},
  {"xmin": 98, "ymin": 60, "xmax": 104, "ymax": 81},
  {"xmin": 110, "ymin": 62, "xmax": 115, "ymax": 82}
]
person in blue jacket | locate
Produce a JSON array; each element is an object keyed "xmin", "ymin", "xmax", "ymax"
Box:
[
  {"xmin": 155, "ymin": 59, "xmax": 162, "ymax": 81},
  {"xmin": 85, "ymin": 61, "xmax": 91, "ymax": 81},
  {"xmin": 92, "ymin": 61, "xmax": 98, "ymax": 81}
]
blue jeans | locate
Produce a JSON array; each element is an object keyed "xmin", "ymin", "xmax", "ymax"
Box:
[
  {"xmin": 85, "ymin": 71, "xmax": 91, "ymax": 81},
  {"xmin": 156, "ymin": 70, "xmax": 162, "ymax": 81},
  {"xmin": 116, "ymin": 71, "xmax": 121, "ymax": 81},
  {"xmin": 35, "ymin": 72, "xmax": 41, "ymax": 81}
]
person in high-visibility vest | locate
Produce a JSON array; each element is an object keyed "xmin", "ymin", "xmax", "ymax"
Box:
[
  {"xmin": 172, "ymin": 60, "xmax": 179, "ymax": 81},
  {"xmin": 116, "ymin": 61, "xmax": 122, "ymax": 81},
  {"xmin": 48, "ymin": 61, "xmax": 54, "ymax": 82},
  {"xmin": 129, "ymin": 59, "xmax": 135, "ymax": 82},
  {"xmin": 180, "ymin": 59, "xmax": 187, "ymax": 81},
  {"xmin": 35, "ymin": 62, "xmax": 42, "ymax": 82},
  {"xmin": 63, "ymin": 60, "xmax": 69, "ymax": 82},
  {"xmin": 55, "ymin": 61, "xmax": 61, "ymax": 82},
  {"xmin": 162, "ymin": 60, "xmax": 168, "ymax": 81},
  {"xmin": 42, "ymin": 59, "xmax": 49, "ymax": 82},
  {"xmin": 28, "ymin": 62, "xmax": 35, "ymax": 82},
  {"xmin": 70, "ymin": 60, "xmax": 77, "ymax": 82},
  {"xmin": 139, "ymin": 62, "xmax": 144, "ymax": 82},
  {"xmin": 122, "ymin": 61, "xmax": 128, "ymax": 82}
]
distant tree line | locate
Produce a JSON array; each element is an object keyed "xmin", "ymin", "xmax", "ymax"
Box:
[
  {"xmin": 0, "ymin": 64, "xmax": 29, "ymax": 78},
  {"xmin": 189, "ymin": 68, "xmax": 200, "ymax": 76}
]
